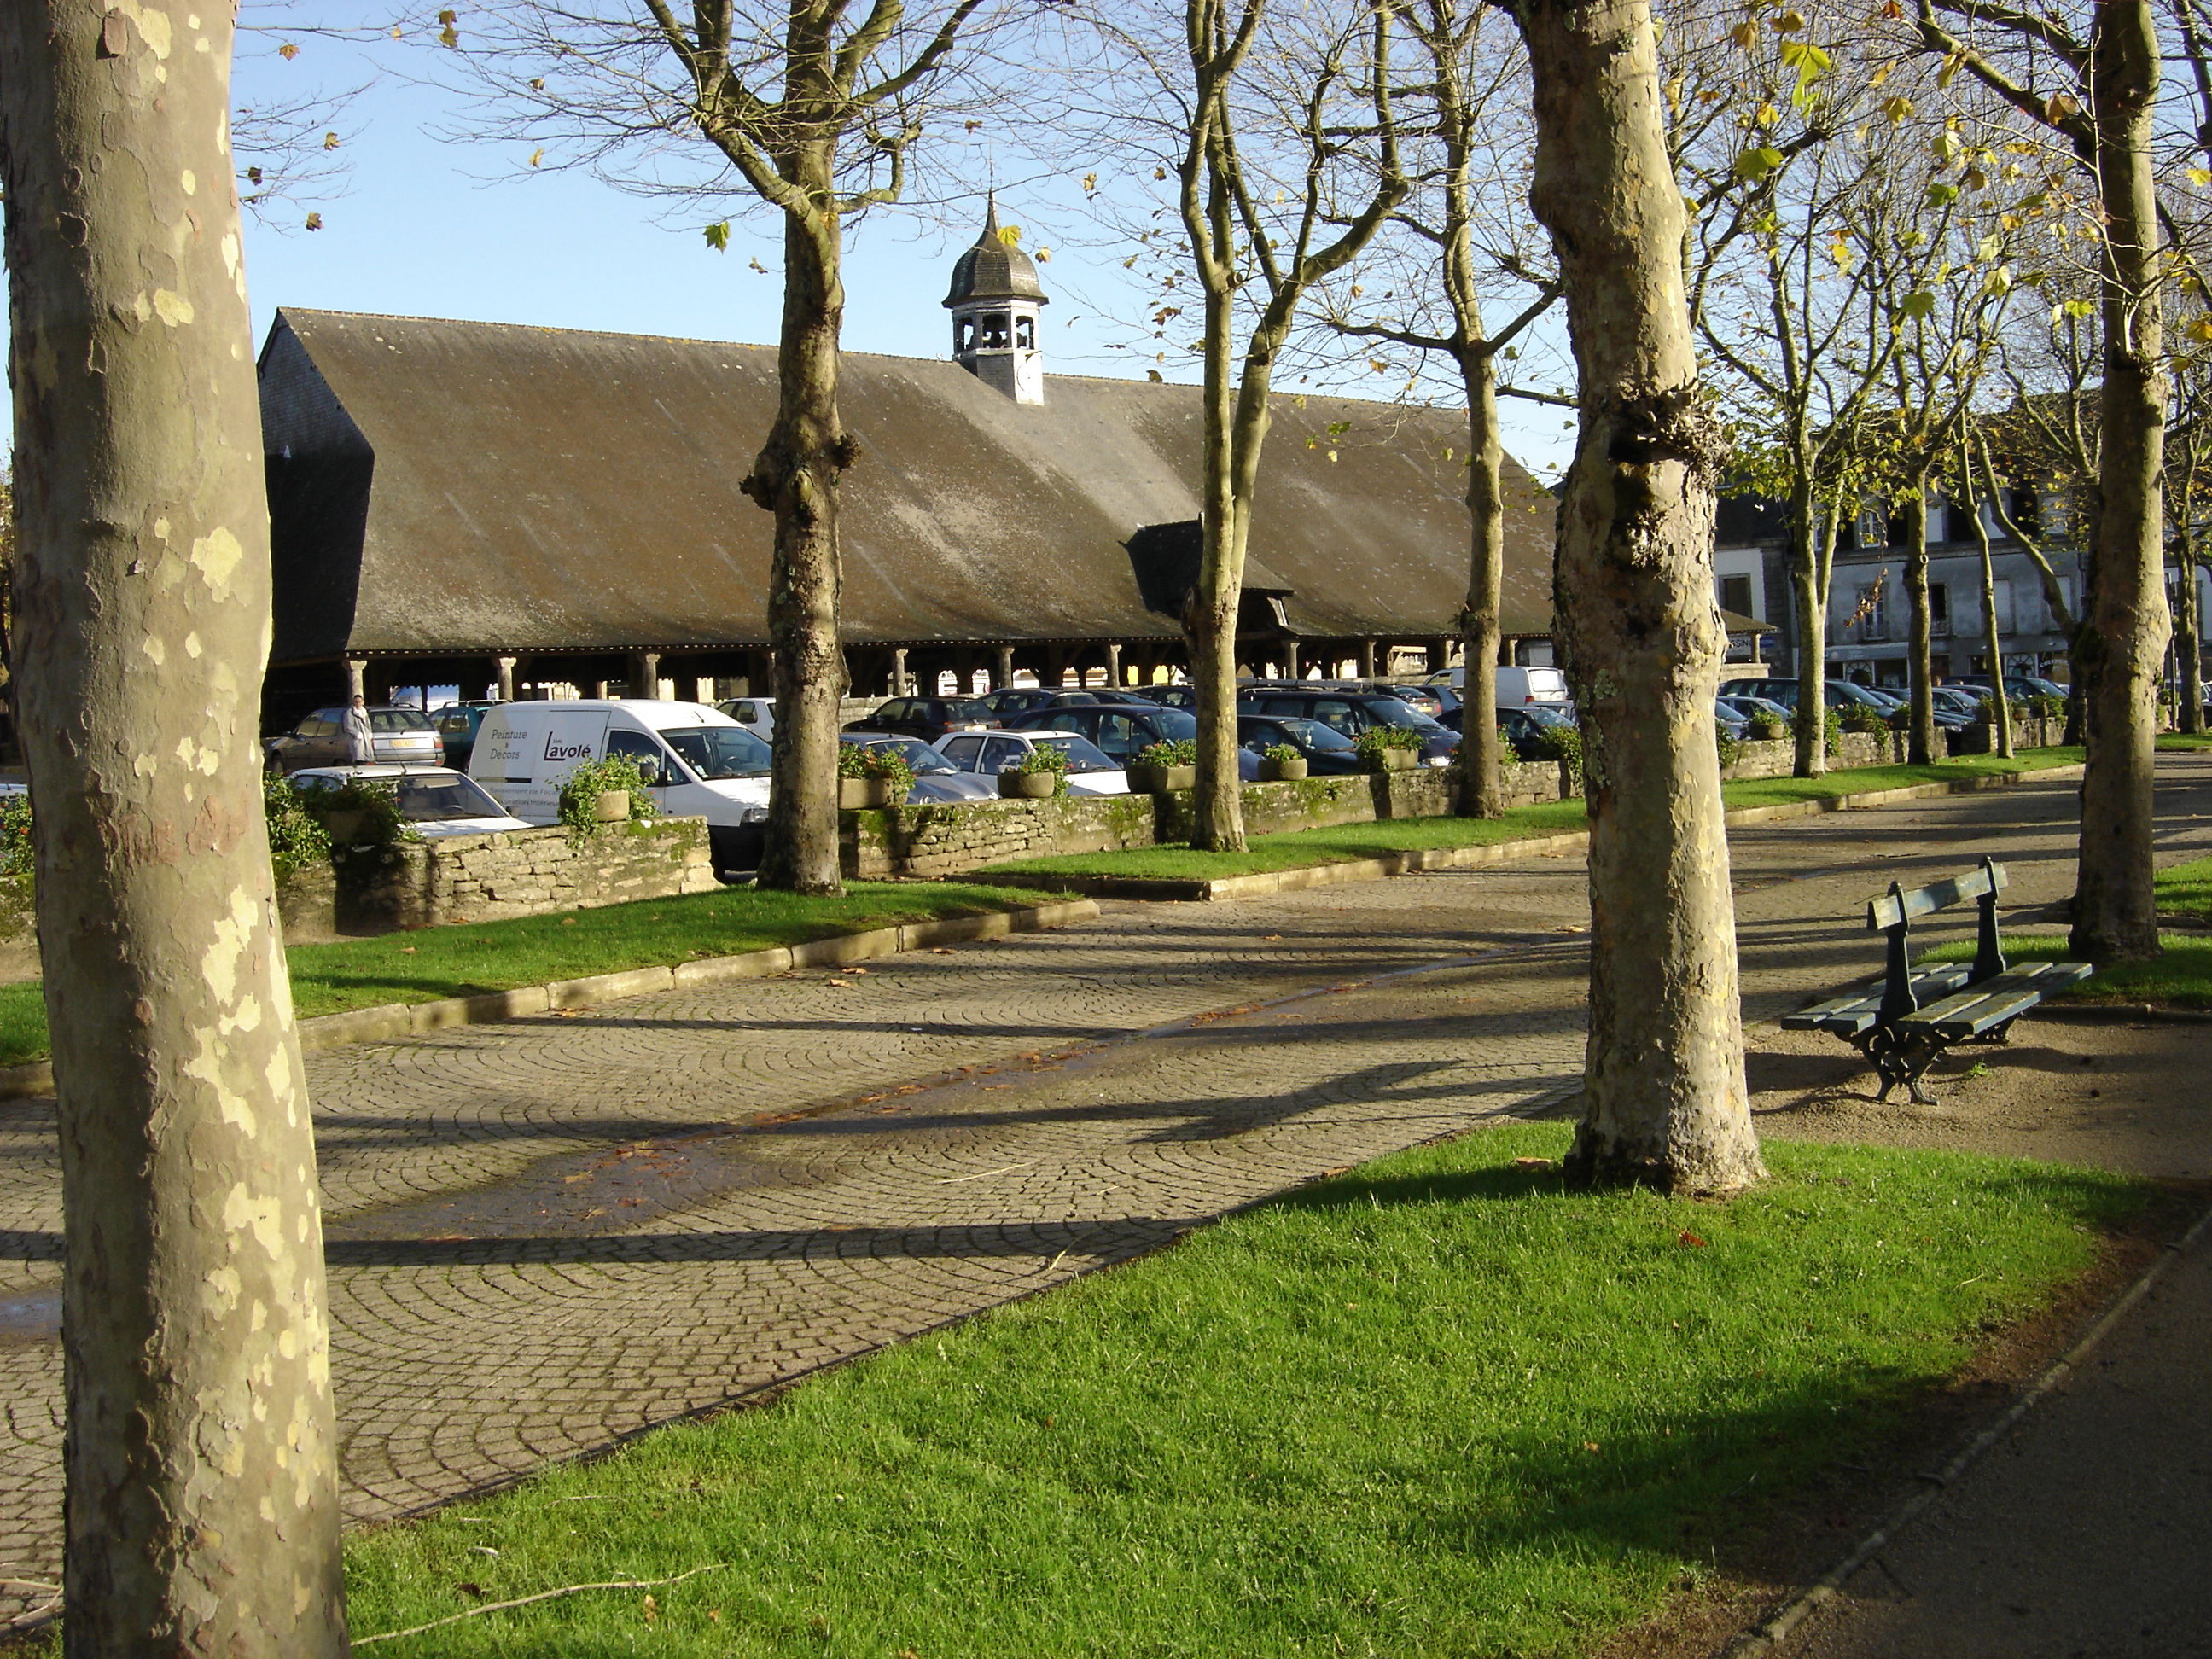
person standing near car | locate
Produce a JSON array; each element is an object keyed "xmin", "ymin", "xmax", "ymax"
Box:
[{"xmin": 343, "ymin": 695, "xmax": 375, "ymax": 764}]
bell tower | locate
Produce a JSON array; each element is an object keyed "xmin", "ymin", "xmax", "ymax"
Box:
[{"xmin": 944, "ymin": 195, "xmax": 1048, "ymax": 405}]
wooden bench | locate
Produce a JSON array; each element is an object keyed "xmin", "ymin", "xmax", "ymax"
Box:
[{"xmin": 1781, "ymin": 856, "xmax": 2093, "ymax": 1103}]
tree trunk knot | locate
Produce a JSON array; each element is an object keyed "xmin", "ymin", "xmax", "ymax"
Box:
[{"xmin": 1602, "ymin": 385, "xmax": 1727, "ymax": 482}]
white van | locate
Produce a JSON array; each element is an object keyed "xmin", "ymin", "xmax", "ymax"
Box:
[
  {"xmin": 1435, "ymin": 666, "xmax": 1575, "ymax": 712},
  {"xmin": 468, "ymin": 700, "xmax": 771, "ymax": 875}
]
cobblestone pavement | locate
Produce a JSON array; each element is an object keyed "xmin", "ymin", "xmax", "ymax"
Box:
[{"xmin": 4, "ymin": 759, "xmax": 2210, "ymax": 1622}]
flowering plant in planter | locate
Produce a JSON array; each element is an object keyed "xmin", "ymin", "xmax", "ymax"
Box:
[
  {"xmin": 558, "ymin": 755, "xmax": 658, "ymax": 840},
  {"xmin": 1352, "ymin": 725, "xmax": 1423, "ymax": 769},
  {"xmin": 1133, "ymin": 738, "xmax": 1199, "ymax": 769},
  {"xmin": 998, "ymin": 743, "xmax": 1069, "ymax": 798}
]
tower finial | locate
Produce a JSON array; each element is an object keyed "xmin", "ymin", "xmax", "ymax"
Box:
[{"xmin": 984, "ymin": 189, "xmax": 999, "ymax": 234}]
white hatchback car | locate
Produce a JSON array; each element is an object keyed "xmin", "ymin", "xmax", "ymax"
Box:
[
  {"xmin": 287, "ymin": 765, "xmax": 533, "ymax": 839},
  {"xmin": 934, "ymin": 731, "xmax": 1130, "ymax": 795}
]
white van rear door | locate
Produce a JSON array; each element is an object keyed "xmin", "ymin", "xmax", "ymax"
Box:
[{"xmin": 470, "ymin": 707, "xmax": 609, "ymax": 822}]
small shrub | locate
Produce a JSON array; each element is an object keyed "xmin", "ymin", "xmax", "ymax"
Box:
[
  {"xmin": 1840, "ymin": 703, "xmax": 1890, "ymax": 736},
  {"xmin": 0, "ymin": 795, "xmax": 32, "ymax": 884},
  {"xmin": 263, "ymin": 776, "xmax": 333, "ymax": 880},
  {"xmin": 1007, "ymin": 745, "xmax": 1070, "ymax": 796},
  {"xmin": 1260, "ymin": 742, "xmax": 1302, "ymax": 766},
  {"xmin": 1822, "ymin": 708, "xmax": 1845, "ymax": 755},
  {"xmin": 305, "ymin": 777, "xmax": 420, "ymax": 848},
  {"xmin": 1746, "ymin": 710, "xmax": 1787, "ymax": 742},
  {"xmin": 556, "ymin": 755, "xmax": 658, "ymax": 841},
  {"xmin": 2029, "ymin": 691, "xmax": 2068, "ymax": 720},
  {"xmin": 1536, "ymin": 722, "xmax": 1584, "ymax": 792},
  {"xmin": 841, "ymin": 743, "xmax": 915, "ymax": 799},
  {"xmin": 1352, "ymin": 725, "xmax": 1424, "ymax": 765},
  {"xmin": 1715, "ymin": 721, "xmax": 1744, "ymax": 771},
  {"xmin": 1134, "ymin": 738, "xmax": 1198, "ymax": 768}
]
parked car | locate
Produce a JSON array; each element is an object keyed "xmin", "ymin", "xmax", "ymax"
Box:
[
  {"xmin": 1233, "ymin": 688, "xmax": 1458, "ymax": 766},
  {"xmin": 265, "ymin": 705, "xmax": 444, "ymax": 773},
  {"xmin": 1717, "ymin": 694, "xmax": 1793, "ymax": 729},
  {"xmin": 468, "ymin": 699, "xmax": 771, "ymax": 876},
  {"xmin": 1496, "ymin": 704, "xmax": 1578, "ymax": 760},
  {"xmin": 1429, "ymin": 665, "xmax": 1575, "ymax": 713},
  {"xmin": 1129, "ymin": 684, "xmax": 1197, "ymax": 711},
  {"xmin": 429, "ymin": 701, "xmax": 503, "ymax": 771},
  {"xmin": 839, "ymin": 732, "xmax": 997, "ymax": 802},
  {"xmin": 1236, "ymin": 714, "xmax": 1365, "ymax": 774},
  {"xmin": 970, "ymin": 688, "xmax": 1126, "ymax": 719},
  {"xmin": 1718, "ymin": 677, "xmax": 1893, "ymax": 714},
  {"xmin": 1953, "ymin": 673, "xmax": 2069, "ymax": 704},
  {"xmin": 1004, "ymin": 701, "xmax": 1264, "ymax": 778},
  {"xmin": 287, "ymin": 765, "xmax": 533, "ymax": 839},
  {"xmin": 934, "ymin": 730, "xmax": 1131, "ymax": 795},
  {"xmin": 1930, "ymin": 686, "xmax": 1988, "ymax": 720},
  {"xmin": 849, "ymin": 696, "xmax": 1000, "ymax": 742},
  {"xmin": 714, "ymin": 696, "xmax": 775, "ymax": 740}
]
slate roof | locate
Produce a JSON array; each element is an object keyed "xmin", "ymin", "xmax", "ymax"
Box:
[
  {"xmin": 943, "ymin": 197, "xmax": 1050, "ymax": 307},
  {"xmin": 258, "ymin": 307, "xmax": 1560, "ymax": 664}
]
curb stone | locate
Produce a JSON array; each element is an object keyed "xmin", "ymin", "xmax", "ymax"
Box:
[
  {"xmin": 0, "ymin": 899, "xmax": 1099, "ymax": 1100},
  {"xmin": 985, "ymin": 765, "xmax": 2087, "ymax": 903}
]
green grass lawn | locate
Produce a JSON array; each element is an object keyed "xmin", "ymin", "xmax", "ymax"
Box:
[
  {"xmin": 2157, "ymin": 733, "xmax": 2212, "ymax": 751},
  {"xmin": 1924, "ymin": 853, "xmax": 2212, "ymax": 1009},
  {"xmin": 982, "ymin": 750, "xmax": 2082, "ymax": 884},
  {"xmin": 986, "ymin": 800, "xmax": 1592, "ymax": 881},
  {"xmin": 329, "ymin": 1121, "xmax": 2144, "ymax": 1658},
  {"xmin": 0, "ymin": 881, "xmax": 1070, "ymax": 1068}
]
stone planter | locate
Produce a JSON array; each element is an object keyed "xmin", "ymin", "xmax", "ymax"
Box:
[
  {"xmin": 998, "ymin": 771, "xmax": 1061, "ymax": 800},
  {"xmin": 1259, "ymin": 755, "xmax": 1309, "ymax": 781},
  {"xmin": 593, "ymin": 789, "xmax": 632, "ymax": 823},
  {"xmin": 1363, "ymin": 748, "xmax": 1416, "ymax": 773},
  {"xmin": 840, "ymin": 777, "xmax": 896, "ymax": 809},
  {"xmin": 1127, "ymin": 763, "xmax": 1197, "ymax": 793},
  {"xmin": 319, "ymin": 807, "xmax": 373, "ymax": 845}
]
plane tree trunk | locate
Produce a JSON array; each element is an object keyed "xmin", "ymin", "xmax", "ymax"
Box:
[
  {"xmin": 1458, "ymin": 359, "xmax": 1506, "ymax": 816},
  {"xmin": 1901, "ymin": 492, "xmax": 1938, "ymax": 762},
  {"xmin": 0, "ymin": 3, "xmax": 348, "ymax": 1650},
  {"xmin": 747, "ymin": 137, "xmax": 852, "ymax": 896},
  {"xmin": 2070, "ymin": 0, "xmax": 2168, "ymax": 962},
  {"xmin": 1505, "ymin": 0, "xmax": 1765, "ymax": 1195}
]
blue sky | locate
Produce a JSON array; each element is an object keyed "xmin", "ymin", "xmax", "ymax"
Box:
[{"xmin": 3, "ymin": 22, "xmax": 1577, "ymax": 480}]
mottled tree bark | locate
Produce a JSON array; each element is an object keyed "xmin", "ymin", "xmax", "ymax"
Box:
[
  {"xmin": 746, "ymin": 137, "xmax": 851, "ymax": 896},
  {"xmin": 2177, "ymin": 545, "xmax": 2205, "ymax": 735},
  {"xmin": 1505, "ymin": 0, "xmax": 1764, "ymax": 1194},
  {"xmin": 0, "ymin": 3, "xmax": 348, "ymax": 1651},
  {"xmin": 2070, "ymin": 0, "xmax": 2168, "ymax": 962},
  {"xmin": 1959, "ymin": 455, "xmax": 2014, "ymax": 756},
  {"xmin": 1458, "ymin": 363, "xmax": 1506, "ymax": 817},
  {"xmin": 1787, "ymin": 478, "xmax": 1828, "ymax": 777},
  {"xmin": 1901, "ymin": 492, "xmax": 1938, "ymax": 763}
]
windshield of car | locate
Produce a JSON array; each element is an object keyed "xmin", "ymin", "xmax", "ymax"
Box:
[
  {"xmin": 1144, "ymin": 707, "xmax": 1199, "ymax": 740},
  {"xmin": 861, "ymin": 736, "xmax": 955, "ymax": 774},
  {"xmin": 947, "ymin": 699, "xmax": 997, "ymax": 723},
  {"xmin": 1262, "ymin": 718, "xmax": 1355, "ymax": 751},
  {"xmin": 396, "ymin": 774, "xmax": 509, "ymax": 822},
  {"xmin": 658, "ymin": 725, "xmax": 772, "ymax": 779},
  {"xmin": 1029, "ymin": 734, "xmax": 1118, "ymax": 771},
  {"xmin": 370, "ymin": 709, "xmax": 434, "ymax": 733},
  {"xmin": 1364, "ymin": 697, "xmax": 1442, "ymax": 730},
  {"xmin": 1519, "ymin": 704, "xmax": 1574, "ymax": 728}
]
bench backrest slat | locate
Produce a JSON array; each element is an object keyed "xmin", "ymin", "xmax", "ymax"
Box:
[{"xmin": 1866, "ymin": 861, "xmax": 2006, "ymax": 932}]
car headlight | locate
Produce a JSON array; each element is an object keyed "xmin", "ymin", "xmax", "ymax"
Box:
[{"xmin": 740, "ymin": 806, "xmax": 770, "ymax": 825}]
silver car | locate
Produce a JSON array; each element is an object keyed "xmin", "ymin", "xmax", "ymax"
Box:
[
  {"xmin": 840, "ymin": 733, "xmax": 997, "ymax": 803},
  {"xmin": 265, "ymin": 705, "xmax": 444, "ymax": 773},
  {"xmin": 287, "ymin": 766, "xmax": 532, "ymax": 838}
]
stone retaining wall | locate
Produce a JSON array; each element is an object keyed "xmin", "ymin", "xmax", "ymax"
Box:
[
  {"xmin": 333, "ymin": 817, "xmax": 718, "ymax": 932},
  {"xmin": 1720, "ymin": 731, "xmax": 1905, "ymax": 780},
  {"xmin": 844, "ymin": 761, "xmax": 1568, "ymax": 879}
]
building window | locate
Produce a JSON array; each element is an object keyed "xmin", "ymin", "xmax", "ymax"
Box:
[
  {"xmin": 1717, "ymin": 574, "xmax": 1755, "ymax": 618},
  {"xmin": 1855, "ymin": 507, "xmax": 1886, "ymax": 550},
  {"xmin": 1929, "ymin": 582, "xmax": 1951, "ymax": 636},
  {"xmin": 980, "ymin": 311, "xmax": 1011, "ymax": 349},
  {"xmin": 1855, "ymin": 582, "xmax": 1889, "ymax": 643},
  {"xmin": 1016, "ymin": 315, "xmax": 1036, "ymax": 350}
]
